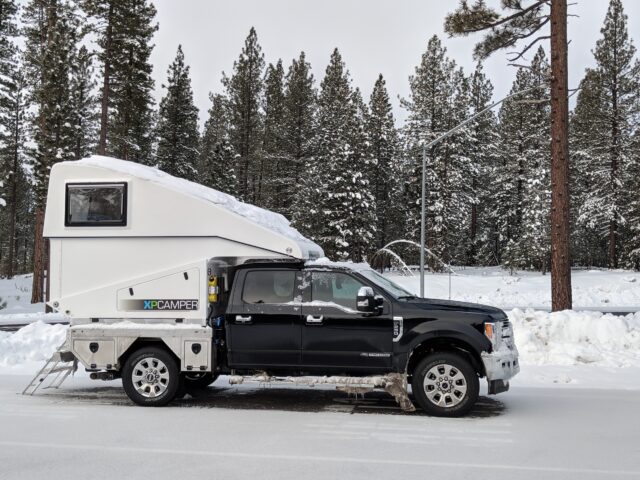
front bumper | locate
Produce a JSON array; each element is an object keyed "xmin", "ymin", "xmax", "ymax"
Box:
[{"xmin": 481, "ymin": 348, "xmax": 520, "ymax": 382}]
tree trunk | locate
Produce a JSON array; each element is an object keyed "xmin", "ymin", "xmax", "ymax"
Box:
[
  {"xmin": 97, "ymin": 2, "xmax": 114, "ymax": 156},
  {"xmin": 31, "ymin": 208, "xmax": 46, "ymax": 304},
  {"xmin": 549, "ymin": 0, "xmax": 572, "ymax": 311}
]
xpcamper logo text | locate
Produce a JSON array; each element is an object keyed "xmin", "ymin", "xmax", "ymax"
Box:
[
  {"xmin": 143, "ymin": 299, "xmax": 199, "ymax": 310},
  {"xmin": 118, "ymin": 299, "xmax": 199, "ymax": 311}
]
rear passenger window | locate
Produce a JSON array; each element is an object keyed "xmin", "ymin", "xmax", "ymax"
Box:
[
  {"xmin": 66, "ymin": 183, "xmax": 127, "ymax": 226},
  {"xmin": 242, "ymin": 271, "xmax": 296, "ymax": 304}
]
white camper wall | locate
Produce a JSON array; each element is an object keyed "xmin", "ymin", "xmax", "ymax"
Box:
[
  {"xmin": 43, "ymin": 157, "xmax": 323, "ymax": 322},
  {"xmin": 48, "ymin": 237, "xmax": 282, "ymax": 321}
]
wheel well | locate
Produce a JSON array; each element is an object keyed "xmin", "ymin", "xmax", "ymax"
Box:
[
  {"xmin": 406, "ymin": 338, "xmax": 485, "ymax": 377},
  {"xmin": 118, "ymin": 338, "xmax": 180, "ymax": 370}
]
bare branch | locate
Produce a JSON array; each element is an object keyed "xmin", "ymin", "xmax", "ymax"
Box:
[{"xmin": 507, "ymin": 33, "xmax": 551, "ymax": 61}]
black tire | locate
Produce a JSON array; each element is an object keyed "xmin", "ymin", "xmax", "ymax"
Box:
[
  {"xmin": 411, "ymin": 352, "xmax": 479, "ymax": 417},
  {"xmin": 183, "ymin": 372, "xmax": 218, "ymax": 390},
  {"xmin": 122, "ymin": 347, "xmax": 179, "ymax": 406}
]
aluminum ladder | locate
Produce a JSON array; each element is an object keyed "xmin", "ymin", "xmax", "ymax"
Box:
[{"xmin": 22, "ymin": 350, "xmax": 77, "ymax": 396}]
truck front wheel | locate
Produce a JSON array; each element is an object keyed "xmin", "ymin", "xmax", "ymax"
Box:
[
  {"xmin": 122, "ymin": 347, "xmax": 179, "ymax": 406},
  {"xmin": 411, "ymin": 352, "xmax": 479, "ymax": 417}
]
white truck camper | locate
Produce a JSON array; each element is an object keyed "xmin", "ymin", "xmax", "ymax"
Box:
[{"xmin": 23, "ymin": 156, "xmax": 323, "ymax": 396}]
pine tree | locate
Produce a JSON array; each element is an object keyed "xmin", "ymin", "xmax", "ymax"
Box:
[
  {"xmin": 401, "ymin": 36, "xmax": 471, "ymax": 268},
  {"xmin": 0, "ymin": 69, "xmax": 28, "ymax": 278},
  {"xmin": 109, "ymin": 0, "xmax": 157, "ymax": 163},
  {"xmin": 627, "ymin": 130, "xmax": 640, "ymax": 269},
  {"xmin": 466, "ymin": 62, "xmax": 499, "ymax": 265},
  {"xmin": 573, "ymin": 0, "xmax": 640, "ymax": 268},
  {"xmin": 155, "ymin": 45, "xmax": 199, "ymax": 180},
  {"xmin": 446, "ymin": 66, "xmax": 475, "ymax": 265},
  {"xmin": 70, "ymin": 45, "xmax": 98, "ymax": 159},
  {"xmin": 23, "ymin": 0, "xmax": 80, "ymax": 301},
  {"xmin": 297, "ymin": 49, "xmax": 374, "ymax": 261},
  {"xmin": 570, "ymin": 69, "xmax": 608, "ymax": 267},
  {"xmin": 496, "ymin": 48, "xmax": 550, "ymax": 272},
  {"xmin": 199, "ymin": 93, "xmax": 236, "ymax": 194},
  {"xmin": 223, "ymin": 27, "xmax": 264, "ymax": 202},
  {"xmin": 0, "ymin": 0, "xmax": 18, "ymax": 209},
  {"xmin": 258, "ymin": 60, "xmax": 287, "ymax": 210},
  {"xmin": 0, "ymin": 0, "xmax": 20, "ymax": 277},
  {"xmin": 83, "ymin": 0, "xmax": 157, "ymax": 163},
  {"xmin": 365, "ymin": 74, "xmax": 402, "ymax": 252},
  {"xmin": 283, "ymin": 52, "xmax": 315, "ymax": 221}
]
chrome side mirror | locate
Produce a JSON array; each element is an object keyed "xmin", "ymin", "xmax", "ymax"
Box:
[{"xmin": 356, "ymin": 286, "xmax": 376, "ymax": 313}]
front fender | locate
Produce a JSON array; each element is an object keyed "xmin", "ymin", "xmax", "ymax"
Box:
[{"xmin": 395, "ymin": 319, "xmax": 491, "ymax": 373}]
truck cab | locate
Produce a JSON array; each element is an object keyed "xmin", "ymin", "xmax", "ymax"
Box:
[{"xmin": 203, "ymin": 258, "xmax": 520, "ymax": 416}]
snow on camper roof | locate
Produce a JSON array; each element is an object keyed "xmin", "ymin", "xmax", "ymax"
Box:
[{"xmin": 71, "ymin": 156, "xmax": 308, "ymax": 242}]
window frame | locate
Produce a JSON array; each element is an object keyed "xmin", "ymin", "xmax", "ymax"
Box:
[{"xmin": 65, "ymin": 182, "xmax": 128, "ymax": 227}]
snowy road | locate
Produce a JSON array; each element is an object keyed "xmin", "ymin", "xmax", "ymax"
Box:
[{"xmin": 0, "ymin": 375, "xmax": 639, "ymax": 480}]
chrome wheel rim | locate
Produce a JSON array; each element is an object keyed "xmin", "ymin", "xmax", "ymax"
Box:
[
  {"xmin": 132, "ymin": 357, "xmax": 170, "ymax": 398},
  {"xmin": 423, "ymin": 363, "xmax": 468, "ymax": 408}
]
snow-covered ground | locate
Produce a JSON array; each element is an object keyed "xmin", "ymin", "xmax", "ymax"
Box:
[
  {"xmin": 1, "ymin": 374, "xmax": 639, "ymax": 480},
  {"xmin": 389, "ymin": 266, "xmax": 640, "ymax": 309},
  {"xmin": 2, "ymin": 268, "xmax": 640, "ymax": 479}
]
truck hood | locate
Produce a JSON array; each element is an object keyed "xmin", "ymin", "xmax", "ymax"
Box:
[{"xmin": 407, "ymin": 298, "xmax": 507, "ymax": 320}]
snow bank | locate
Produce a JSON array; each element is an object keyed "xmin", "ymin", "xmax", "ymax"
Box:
[
  {"xmin": 389, "ymin": 267, "xmax": 640, "ymax": 309},
  {"xmin": 0, "ymin": 321, "xmax": 67, "ymax": 373},
  {"xmin": 510, "ymin": 309, "xmax": 640, "ymax": 367},
  {"xmin": 73, "ymin": 156, "xmax": 307, "ymax": 242},
  {"xmin": 0, "ymin": 274, "xmax": 47, "ymax": 317}
]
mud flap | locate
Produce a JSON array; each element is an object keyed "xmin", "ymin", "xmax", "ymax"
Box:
[{"xmin": 383, "ymin": 373, "xmax": 416, "ymax": 412}]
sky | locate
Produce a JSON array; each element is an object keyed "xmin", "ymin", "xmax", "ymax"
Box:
[{"xmin": 149, "ymin": 0, "xmax": 640, "ymax": 126}]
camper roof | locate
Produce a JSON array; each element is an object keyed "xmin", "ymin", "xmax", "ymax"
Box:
[{"xmin": 43, "ymin": 156, "xmax": 323, "ymax": 260}]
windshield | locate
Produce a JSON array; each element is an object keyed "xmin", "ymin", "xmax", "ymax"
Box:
[{"xmin": 358, "ymin": 269, "xmax": 415, "ymax": 299}]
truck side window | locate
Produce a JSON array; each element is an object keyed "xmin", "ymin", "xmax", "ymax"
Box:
[
  {"xmin": 311, "ymin": 272, "xmax": 365, "ymax": 310},
  {"xmin": 242, "ymin": 270, "xmax": 296, "ymax": 304},
  {"xmin": 66, "ymin": 183, "xmax": 127, "ymax": 226}
]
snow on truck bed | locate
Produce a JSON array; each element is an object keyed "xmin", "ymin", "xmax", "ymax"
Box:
[{"xmin": 71, "ymin": 156, "xmax": 307, "ymax": 242}]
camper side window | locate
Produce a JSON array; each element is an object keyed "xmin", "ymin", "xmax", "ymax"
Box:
[{"xmin": 65, "ymin": 183, "xmax": 127, "ymax": 227}]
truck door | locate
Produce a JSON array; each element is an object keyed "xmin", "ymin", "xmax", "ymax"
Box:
[
  {"xmin": 226, "ymin": 268, "xmax": 302, "ymax": 368},
  {"xmin": 301, "ymin": 270, "xmax": 394, "ymax": 372}
]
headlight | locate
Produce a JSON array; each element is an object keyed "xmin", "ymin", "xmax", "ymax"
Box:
[{"xmin": 484, "ymin": 321, "xmax": 501, "ymax": 346}]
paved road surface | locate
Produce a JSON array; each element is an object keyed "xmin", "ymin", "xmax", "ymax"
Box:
[{"xmin": 0, "ymin": 375, "xmax": 638, "ymax": 480}]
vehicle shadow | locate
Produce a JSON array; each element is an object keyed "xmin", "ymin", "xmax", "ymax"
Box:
[
  {"xmin": 38, "ymin": 383, "xmax": 505, "ymax": 418},
  {"xmin": 184, "ymin": 385, "xmax": 505, "ymax": 418}
]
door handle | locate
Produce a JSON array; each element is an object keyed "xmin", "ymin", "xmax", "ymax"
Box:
[
  {"xmin": 235, "ymin": 315, "xmax": 252, "ymax": 324},
  {"xmin": 306, "ymin": 315, "xmax": 323, "ymax": 324}
]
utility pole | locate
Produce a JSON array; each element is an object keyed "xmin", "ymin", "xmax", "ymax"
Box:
[{"xmin": 419, "ymin": 144, "xmax": 426, "ymax": 297}]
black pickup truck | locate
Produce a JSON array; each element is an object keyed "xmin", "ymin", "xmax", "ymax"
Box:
[{"xmin": 125, "ymin": 258, "xmax": 518, "ymax": 417}]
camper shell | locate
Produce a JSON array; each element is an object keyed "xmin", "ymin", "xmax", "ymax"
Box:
[
  {"xmin": 41, "ymin": 156, "xmax": 322, "ymax": 376},
  {"xmin": 44, "ymin": 156, "xmax": 322, "ymax": 323}
]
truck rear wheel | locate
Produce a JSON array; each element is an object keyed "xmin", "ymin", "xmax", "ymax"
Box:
[
  {"xmin": 122, "ymin": 347, "xmax": 179, "ymax": 406},
  {"xmin": 411, "ymin": 352, "xmax": 479, "ymax": 417}
]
